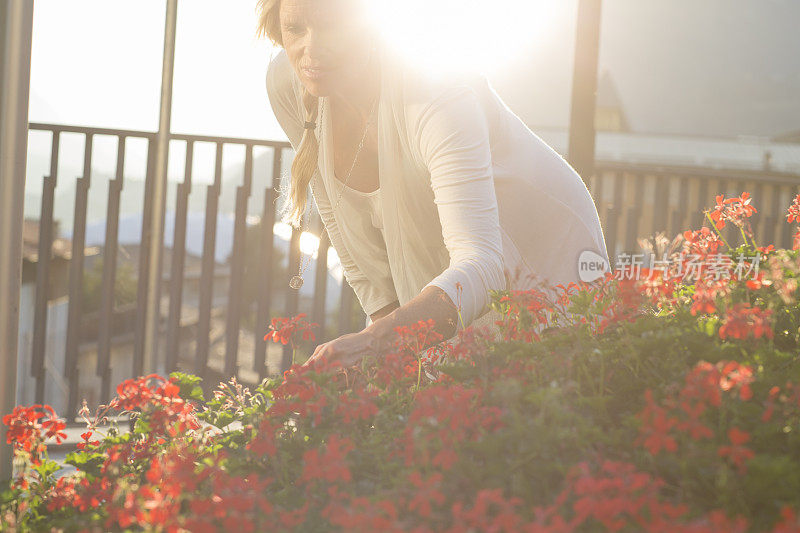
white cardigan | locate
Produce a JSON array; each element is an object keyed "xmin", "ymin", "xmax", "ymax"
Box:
[{"xmin": 266, "ymin": 44, "xmax": 609, "ymax": 332}]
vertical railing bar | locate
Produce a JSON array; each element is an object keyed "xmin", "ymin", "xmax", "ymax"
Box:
[
  {"xmin": 671, "ymin": 175, "xmax": 689, "ymax": 240},
  {"xmin": 604, "ymin": 171, "xmax": 623, "ymax": 268},
  {"xmin": 133, "ymin": 135, "xmax": 159, "ymax": 378},
  {"xmin": 31, "ymin": 131, "xmax": 59, "ymax": 395},
  {"xmin": 254, "ymin": 147, "xmax": 282, "ymax": 379},
  {"xmin": 165, "ymin": 140, "xmax": 193, "ymax": 374},
  {"xmin": 765, "ymin": 184, "xmax": 779, "ymax": 249},
  {"xmin": 195, "ymin": 142, "xmax": 223, "ymax": 381},
  {"xmin": 63, "ymin": 133, "xmax": 94, "ymax": 420},
  {"xmin": 338, "ymin": 281, "xmax": 355, "ymax": 337},
  {"xmin": 224, "ymin": 144, "xmax": 253, "ymax": 378},
  {"xmin": 311, "ymin": 212, "xmax": 330, "ymax": 346},
  {"xmin": 624, "ymin": 173, "xmax": 644, "ymax": 255},
  {"xmin": 653, "ymin": 174, "xmax": 669, "ymax": 236},
  {"xmin": 780, "ymin": 186, "xmax": 792, "ymax": 250},
  {"xmin": 752, "ymin": 181, "xmax": 763, "ymax": 246},
  {"xmin": 692, "ymin": 178, "xmax": 709, "ymax": 230},
  {"xmin": 96, "ymin": 135, "xmax": 127, "ymax": 405},
  {"xmin": 281, "ymin": 224, "xmax": 302, "ymax": 373}
]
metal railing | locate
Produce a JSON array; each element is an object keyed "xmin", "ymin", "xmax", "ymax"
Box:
[
  {"xmin": 24, "ymin": 123, "xmax": 364, "ymax": 423},
  {"xmin": 588, "ymin": 161, "xmax": 800, "ymax": 261},
  {"xmin": 21, "ymin": 123, "xmax": 800, "ymax": 426}
]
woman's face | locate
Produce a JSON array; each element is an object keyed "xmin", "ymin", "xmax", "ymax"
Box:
[{"xmin": 279, "ymin": 0, "xmax": 373, "ymax": 97}]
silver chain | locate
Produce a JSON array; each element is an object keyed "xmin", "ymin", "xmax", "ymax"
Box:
[{"xmin": 289, "ymin": 95, "xmax": 378, "ymax": 289}]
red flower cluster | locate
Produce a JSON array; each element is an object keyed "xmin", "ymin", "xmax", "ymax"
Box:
[
  {"xmin": 532, "ymin": 460, "xmax": 689, "ymax": 531},
  {"xmin": 392, "ymin": 318, "xmax": 444, "ymax": 355},
  {"xmin": 397, "ymin": 384, "xmax": 504, "ymax": 470},
  {"xmin": 718, "ymin": 427, "xmax": 755, "ymax": 472},
  {"xmin": 334, "ymin": 385, "xmax": 380, "ymax": 424},
  {"xmin": 683, "ymin": 226, "xmax": 724, "ymax": 256},
  {"xmin": 708, "ymin": 191, "xmax": 757, "ymax": 230},
  {"xmin": 111, "ymin": 374, "xmax": 201, "ymax": 438},
  {"xmin": 761, "ymin": 381, "xmax": 800, "ymax": 424},
  {"xmin": 787, "ymin": 193, "xmax": 800, "ymax": 251},
  {"xmin": 786, "ymin": 193, "xmax": 800, "ymax": 224},
  {"xmin": 637, "ymin": 360, "xmax": 757, "ymax": 473},
  {"xmin": 298, "ymin": 433, "xmax": 354, "ymax": 486},
  {"xmin": 719, "ymin": 302, "xmax": 774, "ymax": 340},
  {"xmin": 264, "ymin": 312, "xmax": 317, "ymax": 346},
  {"xmin": 2, "ymin": 404, "xmax": 66, "ymax": 467},
  {"xmin": 496, "ymin": 286, "xmax": 557, "ymax": 342}
]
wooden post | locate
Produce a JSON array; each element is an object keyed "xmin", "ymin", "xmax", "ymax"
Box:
[{"xmin": 567, "ymin": 0, "xmax": 603, "ymax": 184}]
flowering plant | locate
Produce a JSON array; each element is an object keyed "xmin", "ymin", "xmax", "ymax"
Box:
[
  {"xmin": 3, "ymin": 191, "xmax": 800, "ymax": 532},
  {"xmin": 264, "ymin": 312, "xmax": 318, "ymax": 366}
]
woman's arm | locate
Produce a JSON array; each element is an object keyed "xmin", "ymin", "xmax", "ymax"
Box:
[
  {"xmin": 369, "ymin": 300, "xmax": 400, "ymax": 323},
  {"xmin": 364, "ymin": 84, "xmax": 505, "ymax": 355},
  {"xmin": 365, "ymin": 286, "xmax": 458, "ymax": 355},
  {"xmin": 413, "ymin": 84, "xmax": 506, "ymax": 330}
]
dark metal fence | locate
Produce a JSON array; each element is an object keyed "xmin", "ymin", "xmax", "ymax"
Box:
[{"xmin": 25, "ymin": 123, "xmax": 364, "ymax": 424}]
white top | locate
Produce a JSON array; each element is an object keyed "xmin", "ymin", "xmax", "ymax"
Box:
[
  {"xmin": 319, "ymin": 95, "xmax": 396, "ymax": 311},
  {"xmin": 266, "ymin": 43, "xmax": 609, "ymax": 334},
  {"xmin": 321, "ymin": 96, "xmax": 384, "ymax": 233},
  {"xmin": 339, "ymin": 183, "xmax": 383, "ymax": 231}
]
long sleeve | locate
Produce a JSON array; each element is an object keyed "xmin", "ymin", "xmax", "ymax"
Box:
[
  {"xmin": 414, "ymin": 85, "xmax": 506, "ymax": 330},
  {"xmin": 266, "ymin": 50, "xmax": 397, "ymax": 317}
]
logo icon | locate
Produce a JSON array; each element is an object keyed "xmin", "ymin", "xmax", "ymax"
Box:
[{"xmin": 578, "ymin": 250, "xmax": 610, "ymax": 282}]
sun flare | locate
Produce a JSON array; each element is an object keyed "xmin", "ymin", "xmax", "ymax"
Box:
[{"xmin": 365, "ymin": 0, "xmax": 557, "ymax": 76}]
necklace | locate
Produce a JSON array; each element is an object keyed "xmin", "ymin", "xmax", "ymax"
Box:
[{"xmin": 289, "ymin": 95, "xmax": 378, "ymax": 290}]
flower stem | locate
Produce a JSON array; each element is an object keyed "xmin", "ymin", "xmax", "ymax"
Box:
[
  {"xmin": 738, "ymin": 225, "xmax": 756, "ymax": 250},
  {"xmin": 703, "ymin": 210, "xmax": 733, "ymax": 250}
]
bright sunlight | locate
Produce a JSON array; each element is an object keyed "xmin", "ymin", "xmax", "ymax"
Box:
[{"xmin": 365, "ymin": 0, "xmax": 558, "ymax": 76}]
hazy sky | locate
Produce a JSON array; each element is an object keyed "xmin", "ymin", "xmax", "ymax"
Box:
[
  {"xmin": 29, "ymin": 0, "xmax": 800, "ymax": 137},
  {"xmin": 25, "ymin": 0, "xmax": 580, "ymax": 194},
  {"xmin": 25, "ymin": 0, "xmax": 800, "ymax": 196},
  {"xmin": 29, "ymin": 0, "xmax": 282, "ymax": 139},
  {"xmin": 28, "ymin": 0, "xmax": 573, "ymax": 139}
]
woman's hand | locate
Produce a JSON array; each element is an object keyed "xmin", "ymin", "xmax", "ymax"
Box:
[{"xmin": 302, "ymin": 329, "xmax": 383, "ymax": 369}]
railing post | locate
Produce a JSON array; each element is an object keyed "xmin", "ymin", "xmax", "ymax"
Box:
[
  {"xmin": 567, "ymin": 0, "xmax": 602, "ymax": 183},
  {"xmin": 143, "ymin": 0, "xmax": 178, "ymax": 376},
  {"xmin": 0, "ymin": 0, "xmax": 34, "ymax": 482}
]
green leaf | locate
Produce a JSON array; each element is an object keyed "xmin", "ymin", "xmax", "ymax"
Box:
[
  {"xmin": 65, "ymin": 451, "xmax": 106, "ymax": 477},
  {"xmin": 170, "ymin": 371, "xmax": 206, "ymax": 402},
  {"xmin": 32, "ymin": 459, "xmax": 62, "ymax": 480}
]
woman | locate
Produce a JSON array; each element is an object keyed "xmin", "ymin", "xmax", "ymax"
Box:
[{"xmin": 258, "ymin": 0, "xmax": 609, "ymax": 368}]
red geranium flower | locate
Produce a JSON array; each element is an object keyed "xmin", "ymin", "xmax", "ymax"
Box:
[
  {"xmin": 709, "ymin": 191, "xmax": 757, "ymax": 230},
  {"xmin": 264, "ymin": 313, "xmax": 318, "ymax": 347}
]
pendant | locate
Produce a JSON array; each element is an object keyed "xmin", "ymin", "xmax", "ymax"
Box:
[{"xmin": 289, "ymin": 275, "xmax": 304, "ymax": 290}]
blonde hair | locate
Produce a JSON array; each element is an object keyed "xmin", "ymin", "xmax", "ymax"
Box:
[{"xmin": 256, "ymin": 0, "xmax": 320, "ymax": 228}]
